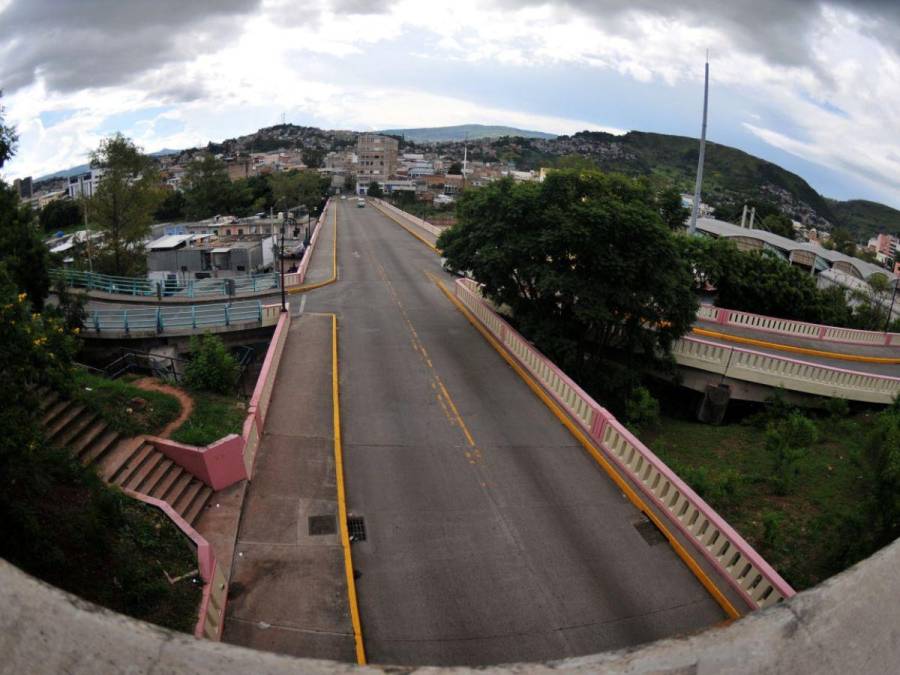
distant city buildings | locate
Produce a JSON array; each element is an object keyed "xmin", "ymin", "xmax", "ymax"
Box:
[
  {"xmin": 67, "ymin": 169, "xmax": 103, "ymax": 199},
  {"xmin": 356, "ymin": 134, "xmax": 399, "ymax": 191}
]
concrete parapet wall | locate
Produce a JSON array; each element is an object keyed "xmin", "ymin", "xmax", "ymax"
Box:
[
  {"xmin": 453, "ymin": 278, "xmax": 794, "ymax": 613},
  {"xmin": 148, "ymin": 435, "xmax": 248, "ymax": 491},
  {"xmin": 373, "ymin": 199, "xmax": 443, "ymax": 237},
  {"xmin": 673, "ymin": 335, "xmax": 900, "ymax": 403},
  {"xmin": 700, "ymin": 303, "xmax": 900, "ymax": 347}
]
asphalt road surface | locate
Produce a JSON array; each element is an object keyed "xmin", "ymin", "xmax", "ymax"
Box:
[{"xmin": 305, "ymin": 200, "xmax": 724, "ymax": 666}]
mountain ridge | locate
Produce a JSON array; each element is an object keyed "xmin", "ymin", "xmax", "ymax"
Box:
[{"xmin": 378, "ymin": 124, "xmax": 556, "ymax": 142}]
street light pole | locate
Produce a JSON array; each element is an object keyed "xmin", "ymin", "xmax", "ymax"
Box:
[
  {"xmin": 279, "ymin": 215, "xmax": 287, "ymax": 313},
  {"xmin": 885, "ymin": 277, "xmax": 898, "ymax": 332}
]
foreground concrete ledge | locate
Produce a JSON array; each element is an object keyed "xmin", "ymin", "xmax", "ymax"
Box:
[{"xmin": 2, "ymin": 537, "xmax": 899, "ymax": 673}]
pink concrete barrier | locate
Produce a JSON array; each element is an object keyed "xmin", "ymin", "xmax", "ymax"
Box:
[
  {"xmin": 282, "ymin": 198, "xmax": 330, "ymax": 288},
  {"xmin": 455, "ymin": 278, "xmax": 796, "ymax": 613},
  {"xmin": 123, "ymin": 490, "xmax": 225, "ymax": 640},
  {"xmin": 147, "ymin": 435, "xmax": 248, "ymax": 491},
  {"xmin": 699, "ymin": 303, "xmax": 900, "ymax": 347}
]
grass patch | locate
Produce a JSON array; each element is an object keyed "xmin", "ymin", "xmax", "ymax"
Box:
[
  {"xmin": 73, "ymin": 372, "xmax": 181, "ymax": 437},
  {"xmin": 643, "ymin": 409, "xmax": 876, "ymax": 590},
  {"xmin": 1, "ymin": 449, "xmax": 202, "ymax": 633},
  {"xmin": 170, "ymin": 391, "xmax": 245, "ymax": 446}
]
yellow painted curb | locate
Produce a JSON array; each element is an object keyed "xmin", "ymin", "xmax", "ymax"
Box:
[
  {"xmin": 288, "ymin": 202, "xmax": 339, "ymax": 294},
  {"xmin": 371, "ymin": 201, "xmax": 440, "ymax": 254},
  {"xmin": 429, "ymin": 274, "xmax": 742, "ymax": 621},
  {"xmin": 331, "ymin": 314, "xmax": 367, "ymax": 664},
  {"xmin": 692, "ymin": 327, "xmax": 900, "ymax": 365}
]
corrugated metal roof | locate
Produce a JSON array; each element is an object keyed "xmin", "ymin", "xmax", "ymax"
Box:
[
  {"xmin": 211, "ymin": 246, "xmax": 232, "ymax": 253},
  {"xmin": 147, "ymin": 234, "xmax": 194, "ymax": 250}
]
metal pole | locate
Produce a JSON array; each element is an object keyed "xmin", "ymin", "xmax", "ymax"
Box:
[
  {"xmin": 688, "ymin": 55, "xmax": 710, "ymax": 236},
  {"xmin": 885, "ymin": 279, "xmax": 898, "ymax": 332},
  {"xmin": 280, "ymin": 216, "xmax": 287, "ymax": 313}
]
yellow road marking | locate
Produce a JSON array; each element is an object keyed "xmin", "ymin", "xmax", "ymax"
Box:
[
  {"xmin": 289, "ymin": 200, "xmax": 339, "ymax": 294},
  {"xmin": 692, "ymin": 327, "xmax": 900, "ymax": 364},
  {"xmin": 331, "ymin": 314, "xmax": 367, "ymax": 664},
  {"xmin": 370, "ymin": 200, "xmax": 440, "ymax": 253},
  {"xmin": 427, "ymin": 272, "xmax": 742, "ymax": 620}
]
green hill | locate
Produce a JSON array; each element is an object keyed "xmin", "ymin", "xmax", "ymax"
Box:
[
  {"xmin": 379, "ymin": 124, "xmax": 556, "ymax": 142},
  {"xmin": 827, "ymin": 199, "xmax": 900, "ymax": 242}
]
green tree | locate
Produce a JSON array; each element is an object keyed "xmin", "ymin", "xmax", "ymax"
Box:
[
  {"xmin": 0, "ymin": 103, "xmax": 50, "ymax": 310},
  {"xmin": 302, "ymin": 148, "xmax": 325, "ymax": 168},
  {"xmin": 184, "ymin": 334, "xmax": 239, "ymax": 394},
  {"xmin": 39, "ymin": 199, "xmax": 83, "ymax": 233},
  {"xmin": 861, "ymin": 402, "xmax": 900, "ymax": 549},
  {"xmin": 553, "ymin": 155, "xmax": 600, "ymax": 171},
  {"xmin": 759, "ymin": 213, "xmax": 795, "ymax": 239},
  {"xmin": 184, "ymin": 154, "xmax": 233, "ymax": 220},
  {"xmin": 154, "ymin": 189, "xmax": 186, "ymax": 222},
  {"xmin": 366, "ymin": 180, "xmax": 384, "ymax": 198},
  {"xmin": 438, "ymin": 170, "xmax": 698, "ymax": 410},
  {"xmin": 657, "ymin": 188, "xmax": 689, "ymax": 231},
  {"xmin": 89, "ymin": 134, "xmax": 162, "ymax": 275},
  {"xmin": 827, "ymin": 227, "xmax": 857, "ymax": 255},
  {"xmin": 447, "ymin": 162, "xmax": 463, "ymax": 175}
]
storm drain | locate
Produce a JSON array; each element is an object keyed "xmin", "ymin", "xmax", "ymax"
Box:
[
  {"xmin": 347, "ymin": 516, "xmax": 367, "ymax": 542},
  {"xmin": 633, "ymin": 517, "xmax": 666, "ymax": 546},
  {"xmin": 308, "ymin": 515, "xmax": 337, "ymax": 536}
]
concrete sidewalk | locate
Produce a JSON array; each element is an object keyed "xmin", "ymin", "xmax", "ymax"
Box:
[
  {"xmin": 222, "ymin": 313, "xmax": 355, "ymax": 661},
  {"xmin": 302, "ymin": 203, "xmax": 337, "ymax": 286}
]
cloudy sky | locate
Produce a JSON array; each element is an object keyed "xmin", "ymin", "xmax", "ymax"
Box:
[{"xmin": 2, "ymin": 0, "xmax": 900, "ymax": 206}]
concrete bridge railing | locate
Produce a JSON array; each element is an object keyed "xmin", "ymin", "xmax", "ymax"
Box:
[
  {"xmin": 454, "ymin": 278, "xmax": 795, "ymax": 613},
  {"xmin": 698, "ymin": 304, "xmax": 900, "ymax": 347},
  {"xmin": 673, "ymin": 335, "xmax": 900, "ymax": 404}
]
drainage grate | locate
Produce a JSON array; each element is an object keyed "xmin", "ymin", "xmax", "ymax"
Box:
[
  {"xmin": 347, "ymin": 516, "xmax": 367, "ymax": 542},
  {"xmin": 309, "ymin": 515, "xmax": 337, "ymax": 536},
  {"xmin": 633, "ymin": 517, "xmax": 666, "ymax": 546}
]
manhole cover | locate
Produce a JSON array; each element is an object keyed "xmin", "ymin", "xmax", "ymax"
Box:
[
  {"xmin": 309, "ymin": 515, "xmax": 337, "ymax": 536},
  {"xmin": 633, "ymin": 517, "xmax": 666, "ymax": 546},
  {"xmin": 347, "ymin": 516, "xmax": 367, "ymax": 542}
]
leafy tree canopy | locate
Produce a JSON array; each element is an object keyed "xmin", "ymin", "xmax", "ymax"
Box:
[
  {"xmin": 366, "ymin": 180, "xmax": 384, "ymax": 198},
  {"xmin": 89, "ymin": 134, "xmax": 162, "ymax": 275},
  {"xmin": 184, "ymin": 154, "xmax": 233, "ymax": 220},
  {"xmin": 438, "ymin": 170, "xmax": 698, "ymax": 410},
  {"xmin": 759, "ymin": 212, "xmax": 795, "ymax": 239}
]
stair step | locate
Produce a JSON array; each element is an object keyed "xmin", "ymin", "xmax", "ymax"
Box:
[
  {"xmin": 173, "ymin": 479, "xmax": 205, "ymax": 516},
  {"xmin": 161, "ymin": 472, "xmax": 192, "ymax": 504},
  {"xmin": 46, "ymin": 403, "xmax": 86, "ymax": 441},
  {"xmin": 122, "ymin": 451, "xmax": 165, "ymax": 491},
  {"xmin": 79, "ymin": 429, "xmax": 121, "ymax": 467},
  {"xmin": 183, "ymin": 486, "xmax": 213, "ymax": 526},
  {"xmin": 41, "ymin": 399, "xmax": 71, "ymax": 427},
  {"xmin": 38, "ymin": 390, "xmax": 60, "ymax": 412},
  {"xmin": 55, "ymin": 411, "xmax": 100, "ymax": 449},
  {"xmin": 107, "ymin": 442, "xmax": 154, "ymax": 485},
  {"xmin": 150, "ymin": 463, "xmax": 184, "ymax": 500},
  {"xmin": 72, "ymin": 420, "xmax": 110, "ymax": 458},
  {"xmin": 138, "ymin": 458, "xmax": 175, "ymax": 494}
]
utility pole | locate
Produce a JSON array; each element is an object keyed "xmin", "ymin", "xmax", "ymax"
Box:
[
  {"xmin": 885, "ymin": 278, "xmax": 898, "ymax": 332},
  {"xmin": 280, "ymin": 213, "xmax": 287, "ymax": 313},
  {"xmin": 688, "ymin": 53, "xmax": 710, "ymax": 236}
]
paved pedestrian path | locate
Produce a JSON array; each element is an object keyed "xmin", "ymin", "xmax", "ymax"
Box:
[{"xmin": 222, "ymin": 313, "xmax": 355, "ymax": 661}]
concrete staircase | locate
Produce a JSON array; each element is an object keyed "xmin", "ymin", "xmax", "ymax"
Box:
[{"xmin": 39, "ymin": 388, "xmax": 213, "ymax": 526}]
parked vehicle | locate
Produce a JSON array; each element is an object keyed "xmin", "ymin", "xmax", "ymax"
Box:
[{"xmin": 357, "ymin": 198, "xmax": 365, "ymax": 208}]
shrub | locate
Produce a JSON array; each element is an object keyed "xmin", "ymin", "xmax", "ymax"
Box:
[
  {"xmin": 766, "ymin": 412, "xmax": 818, "ymax": 495},
  {"xmin": 625, "ymin": 386, "xmax": 660, "ymax": 432},
  {"xmin": 184, "ymin": 334, "xmax": 239, "ymax": 394}
]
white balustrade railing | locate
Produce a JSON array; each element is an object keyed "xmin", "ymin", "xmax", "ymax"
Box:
[{"xmin": 454, "ymin": 278, "xmax": 795, "ymax": 613}]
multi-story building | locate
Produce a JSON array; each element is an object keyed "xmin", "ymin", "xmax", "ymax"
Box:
[
  {"xmin": 67, "ymin": 169, "xmax": 103, "ymax": 199},
  {"xmin": 356, "ymin": 134, "xmax": 399, "ymax": 192},
  {"xmin": 13, "ymin": 176, "xmax": 33, "ymax": 200}
]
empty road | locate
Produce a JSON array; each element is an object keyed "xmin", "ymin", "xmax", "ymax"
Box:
[{"xmin": 305, "ymin": 200, "xmax": 724, "ymax": 666}]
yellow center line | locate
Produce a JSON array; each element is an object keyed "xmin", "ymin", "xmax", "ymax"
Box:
[
  {"xmin": 692, "ymin": 326, "xmax": 900, "ymax": 364},
  {"xmin": 426, "ymin": 271, "xmax": 742, "ymax": 621}
]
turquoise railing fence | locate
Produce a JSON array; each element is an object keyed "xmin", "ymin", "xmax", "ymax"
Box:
[
  {"xmin": 50, "ymin": 268, "xmax": 279, "ymax": 298},
  {"xmin": 90, "ymin": 300, "xmax": 264, "ymax": 334}
]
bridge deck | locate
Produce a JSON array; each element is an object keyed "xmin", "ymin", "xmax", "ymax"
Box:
[{"xmin": 302, "ymin": 200, "xmax": 724, "ymax": 666}]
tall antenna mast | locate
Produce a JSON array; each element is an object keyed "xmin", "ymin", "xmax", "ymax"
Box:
[{"xmin": 688, "ymin": 52, "xmax": 710, "ymax": 235}]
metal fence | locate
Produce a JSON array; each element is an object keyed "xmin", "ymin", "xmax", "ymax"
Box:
[
  {"xmin": 50, "ymin": 268, "xmax": 279, "ymax": 299},
  {"xmin": 89, "ymin": 300, "xmax": 266, "ymax": 334}
]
